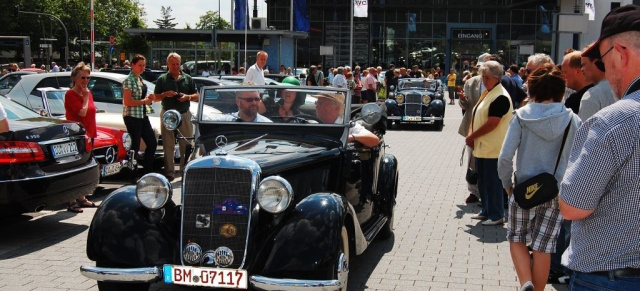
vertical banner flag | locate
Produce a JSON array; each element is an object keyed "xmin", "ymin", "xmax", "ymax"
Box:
[
  {"xmin": 585, "ymin": 0, "xmax": 595, "ymax": 21},
  {"xmin": 407, "ymin": 13, "xmax": 416, "ymax": 32},
  {"xmin": 294, "ymin": 0, "xmax": 310, "ymax": 32},
  {"xmin": 354, "ymin": 0, "xmax": 368, "ymax": 18},
  {"xmin": 234, "ymin": 0, "xmax": 248, "ymax": 30}
]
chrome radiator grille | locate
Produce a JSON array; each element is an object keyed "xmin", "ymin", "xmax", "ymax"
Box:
[
  {"xmin": 405, "ymin": 93, "xmax": 422, "ymax": 104},
  {"xmin": 181, "ymin": 167, "xmax": 253, "ymax": 269},
  {"xmin": 404, "ymin": 94, "xmax": 423, "ymax": 117}
]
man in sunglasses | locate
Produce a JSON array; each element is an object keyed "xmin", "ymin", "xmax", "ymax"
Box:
[
  {"xmin": 233, "ymin": 91, "xmax": 272, "ymax": 122},
  {"xmin": 559, "ymin": 5, "xmax": 640, "ymax": 290}
]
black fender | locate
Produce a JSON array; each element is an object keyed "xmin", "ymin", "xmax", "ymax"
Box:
[
  {"xmin": 258, "ymin": 193, "xmax": 350, "ymax": 280},
  {"xmin": 384, "ymin": 99, "xmax": 402, "ymax": 116},
  {"xmin": 378, "ymin": 154, "xmax": 398, "ymax": 214},
  {"xmin": 86, "ymin": 185, "xmax": 181, "ymax": 267},
  {"xmin": 426, "ymin": 99, "xmax": 445, "ymax": 117}
]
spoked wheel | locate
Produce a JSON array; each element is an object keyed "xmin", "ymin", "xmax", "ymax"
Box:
[{"xmin": 336, "ymin": 226, "xmax": 350, "ymax": 291}]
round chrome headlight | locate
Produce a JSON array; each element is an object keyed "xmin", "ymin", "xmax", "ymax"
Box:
[
  {"xmin": 257, "ymin": 176, "xmax": 293, "ymax": 214},
  {"xmin": 136, "ymin": 173, "xmax": 172, "ymax": 210},
  {"xmin": 162, "ymin": 109, "xmax": 182, "ymax": 131},
  {"xmin": 422, "ymin": 95, "xmax": 431, "ymax": 104},
  {"xmin": 122, "ymin": 132, "xmax": 132, "ymax": 151},
  {"xmin": 396, "ymin": 95, "xmax": 404, "ymax": 103}
]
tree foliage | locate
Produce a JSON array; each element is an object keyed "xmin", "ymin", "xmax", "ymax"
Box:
[
  {"xmin": 0, "ymin": 0, "xmax": 148, "ymax": 65},
  {"xmin": 153, "ymin": 6, "xmax": 177, "ymax": 29},
  {"xmin": 195, "ymin": 10, "xmax": 231, "ymax": 30}
]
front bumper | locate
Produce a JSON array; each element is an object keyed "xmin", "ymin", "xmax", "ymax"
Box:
[
  {"xmin": 387, "ymin": 116, "xmax": 443, "ymax": 122},
  {"xmin": 80, "ymin": 266, "xmax": 342, "ymax": 291}
]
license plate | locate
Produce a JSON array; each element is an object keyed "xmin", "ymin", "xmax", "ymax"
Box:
[
  {"xmin": 51, "ymin": 141, "xmax": 78, "ymax": 158},
  {"xmin": 403, "ymin": 116, "xmax": 422, "ymax": 121},
  {"xmin": 163, "ymin": 265, "xmax": 248, "ymax": 289},
  {"xmin": 101, "ymin": 163, "xmax": 121, "ymax": 177}
]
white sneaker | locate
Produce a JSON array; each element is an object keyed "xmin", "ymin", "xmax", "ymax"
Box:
[
  {"xmin": 520, "ymin": 281, "xmax": 534, "ymax": 291},
  {"xmin": 481, "ymin": 218, "xmax": 504, "ymax": 226}
]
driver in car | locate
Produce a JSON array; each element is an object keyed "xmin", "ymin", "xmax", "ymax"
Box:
[
  {"xmin": 314, "ymin": 92, "xmax": 380, "ymax": 147},
  {"xmin": 233, "ymin": 91, "xmax": 272, "ymax": 122}
]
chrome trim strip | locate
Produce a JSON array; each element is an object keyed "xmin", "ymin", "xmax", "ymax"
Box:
[
  {"xmin": 387, "ymin": 116, "xmax": 402, "ymax": 120},
  {"xmin": 0, "ymin": 158, "xmax": 98, "ymax": 183},
  {"xmin": 38, "ymin": 136, "xmax": 82, "ymax": 145},
  {"xmin": 250, "ymin": 276, "xmax": 340, "ymax": 291},
  {"xmin": 80, "ymin": 265, "xmax": 162, "ymax": 283},
  {"xmin": 180, "ymin": 155, "xmax": 261, "ymax": 269}
]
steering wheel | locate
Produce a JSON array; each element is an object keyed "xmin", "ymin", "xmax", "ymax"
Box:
[{"xmin": 284, "ymin": 114, "xmax": 323, "ymax": 124}]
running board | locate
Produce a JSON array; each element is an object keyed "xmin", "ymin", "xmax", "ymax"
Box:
[{"xmin": 362, "ymin": 215, "xmax": 388, "ymax": 242}]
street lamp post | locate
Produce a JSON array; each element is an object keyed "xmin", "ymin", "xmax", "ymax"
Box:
[{"xmin": 18, "ymin": 10, "xmax": 69, "ymax": 68}]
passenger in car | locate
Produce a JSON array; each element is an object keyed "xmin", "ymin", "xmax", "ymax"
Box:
[
  {"xmin": 268, "ymin": 89, "xmax": 303, "ymax": 122},
  {"xmin": 314, "ymin": 92, "xmax": 379, "ymax": 147},
  {"xmin": 234, "ymin": 91, "xmax": 272, "ymax": 122}
]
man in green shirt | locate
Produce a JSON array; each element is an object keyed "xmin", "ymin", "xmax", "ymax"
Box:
[{"xmin": 154, "ymin": 52, "xmax": 199, "ymax": 181}]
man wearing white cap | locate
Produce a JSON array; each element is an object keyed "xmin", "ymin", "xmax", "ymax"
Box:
[
  {"xmin": 314, "ymin": 92, "xmax": 379, "ymax": 147},
  {"xmin": 457, "ymin": 53, "xmax": 489, "ymax": 204}
]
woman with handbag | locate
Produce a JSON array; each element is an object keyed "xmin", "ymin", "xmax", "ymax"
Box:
[{"xmin": 497, "ymin": 64, "xmax": 581, "ymax": 291}]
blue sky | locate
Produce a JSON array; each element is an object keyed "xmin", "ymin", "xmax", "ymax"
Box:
[{"xmin": 140, "ymin": 0, "xmax": 268, "ymax": 28}]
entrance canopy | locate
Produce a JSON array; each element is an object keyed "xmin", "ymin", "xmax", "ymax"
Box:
[{"xmin": 125, "ymin": 28, "xmax": 308, "ymax": 46}]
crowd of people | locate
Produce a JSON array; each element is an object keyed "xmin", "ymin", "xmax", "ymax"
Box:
[
  {"xmin": 3, "ymin": 4, "xmax": 639, "ymax": 290},
  {"xmin": 457, "ymin": 5, "xmax": 640, "ymax": 291}
]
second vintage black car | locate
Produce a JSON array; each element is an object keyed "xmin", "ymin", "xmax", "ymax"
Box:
[
  {"xmin": 385, "ymin": 78, "xmax": 445, "ymax": 130},
  {"xmin": 80, "ymin": 85, "xmax": 399, "ymax": 290}
]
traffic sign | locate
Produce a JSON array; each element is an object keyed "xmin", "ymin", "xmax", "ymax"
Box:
[
  {"xmin": 109, "ymin": 35, "xmax": 114, "ymax": 46},
  {"xmin": 109, "ymin": 45, "xmax": 114, "ymax": 54}
]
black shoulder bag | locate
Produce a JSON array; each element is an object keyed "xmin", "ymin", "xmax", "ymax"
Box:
[{"xmin": 513, "ymin": 117, "xmax": 571, "ymax": 209}]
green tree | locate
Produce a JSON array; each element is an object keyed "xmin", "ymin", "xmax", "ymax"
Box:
[
  {"xmin": 0, "ymin": 0, "xmax": 147, "ymax": 65},
  {"xmin": 153, "ymin": 6, "xmax": 177, "ymax": 29},
  {"xmin": 195, "ymin": 10, "xmax": 231, "ymax": 30}
]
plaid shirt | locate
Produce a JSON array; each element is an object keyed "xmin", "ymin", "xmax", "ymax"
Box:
[
  {"xmin": 560, "ymin": 76, "xmax": 640, "ymax": 272},
  {"xmin": 122, "ymin": 73, "xmax": 151, "ymax": 118}
]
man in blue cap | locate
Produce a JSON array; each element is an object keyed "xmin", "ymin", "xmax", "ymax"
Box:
[{"xmin": 559, "ymin": 5, "xmax": 640, "ymax": 290}]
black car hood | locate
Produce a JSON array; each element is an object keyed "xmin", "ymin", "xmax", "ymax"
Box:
[
  {"xmin": 211, "ymin": 138, "xmax": 340, "ymax": 173},
  {"xmin": 3, "ymin": 118, "xmax": 85, "ymax": 142}
]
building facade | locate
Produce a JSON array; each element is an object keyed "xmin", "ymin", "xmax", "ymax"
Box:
[{"xmin": 267, "ymin": 0, "xmax": 558, "ymax": 72}]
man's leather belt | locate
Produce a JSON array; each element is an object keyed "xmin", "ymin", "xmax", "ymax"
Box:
[{"xmin": 593, "ymin": 268, "xmax": 640, "ymax": 277}]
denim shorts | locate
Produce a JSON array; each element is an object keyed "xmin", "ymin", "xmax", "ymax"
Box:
[{"xmin": 571, "ymin": 270, "xmax": 640, "ymax": 291}]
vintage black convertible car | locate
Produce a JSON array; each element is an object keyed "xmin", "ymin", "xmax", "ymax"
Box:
[
  {"xmin": 80, "ymin": 86, "xmax": 399, "ymax": 291},
  {"xmin": 385, "ymin": 78, "xmax": 445, "ymax": 129}
]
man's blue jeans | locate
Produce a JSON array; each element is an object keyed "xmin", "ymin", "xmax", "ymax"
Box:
[
  {"xmin": 551, "ymin": 220, "xmax": 572, "ymax": 275},
  {"xmin": 571, "ymin": 271, "xmax": 640, "ymax": 290},
  {"xmin": 476, "ymin": 158, "xmax": 504, "ymax": 221}
]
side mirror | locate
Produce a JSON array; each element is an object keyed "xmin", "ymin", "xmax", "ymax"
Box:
[
  {"xmin": 39, "ymin": 109, "xmax": 48, "ymax": 117},
  {"xmin": 360, "ymin": 103, "xmax": 382, "ymax": 124},
  {"xmin": 162, "ymin": 109, "xmax": 182, "ymax": 130}
]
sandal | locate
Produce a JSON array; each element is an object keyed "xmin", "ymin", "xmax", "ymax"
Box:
[
  {"xmin": 76, "ymin": 198, "xmax": 97, "ymax": 208},
  {"xmin": 67, "ymin": 205, "xmax": 83, "ymax": 213}
]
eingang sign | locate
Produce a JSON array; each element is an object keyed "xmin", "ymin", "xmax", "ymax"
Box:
[{"xmin": 452, "ymin": 29, "xmax": 491, "ymax": 40}]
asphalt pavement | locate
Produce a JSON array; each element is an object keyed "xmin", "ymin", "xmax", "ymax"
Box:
[{"xmin": 0, "ymin": 100, "xmax": 569, "ymax": 291}]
